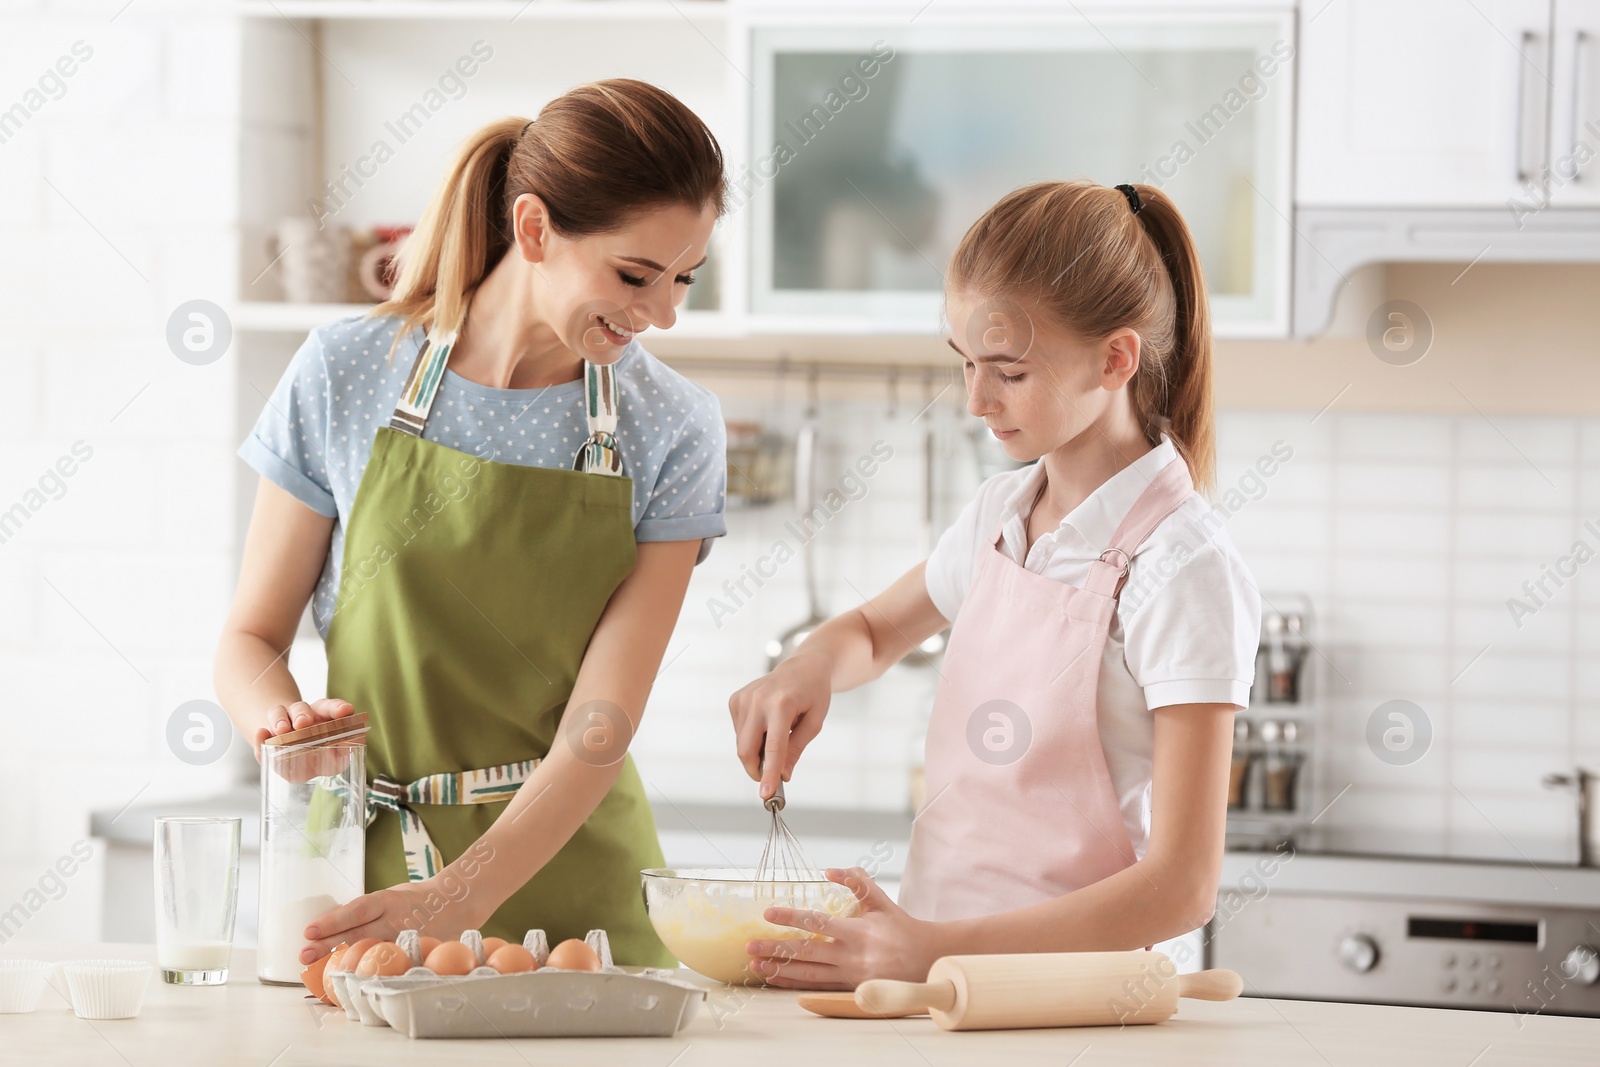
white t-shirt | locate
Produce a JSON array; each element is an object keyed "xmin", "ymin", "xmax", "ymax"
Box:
[{"xmin": 923, "ymin": 436, "xmax": 1260, "ymax": 859}]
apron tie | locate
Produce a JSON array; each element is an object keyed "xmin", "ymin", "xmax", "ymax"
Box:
[{"xmin": 363, "ymin": 759, "xmax": 540, "ymax": 882}]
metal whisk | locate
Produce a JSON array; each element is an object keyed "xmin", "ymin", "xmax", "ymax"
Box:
[{"xmin": 753, "ymin": 779, "xmax": 818, "ymax": 883}]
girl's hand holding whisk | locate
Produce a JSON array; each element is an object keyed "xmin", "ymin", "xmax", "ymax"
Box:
[
  {"xmin": 745, "ymin": 866, "xmax": 940, "ymax": 990},
  {"xmin": 729, "ymin": 651, "xmax": 833, "ymax": 804}
]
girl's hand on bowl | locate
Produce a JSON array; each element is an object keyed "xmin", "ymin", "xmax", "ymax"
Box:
[
  {"xmin": 744, "ymin": 866, "xmax": 939, "ymax": 990},
  {"xmin": 729, "ymin": 654, "xmax": 832, "ymax": 804}
]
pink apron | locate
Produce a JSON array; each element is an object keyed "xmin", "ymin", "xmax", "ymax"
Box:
[{"xmin": 898, "ymin": 458, "xmax": 1196, "ymax": 922}]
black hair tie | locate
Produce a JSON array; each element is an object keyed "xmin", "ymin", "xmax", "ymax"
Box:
[{"xmin": 1114, "ymin": 183, "xmax": 1142, "ymax": 215}]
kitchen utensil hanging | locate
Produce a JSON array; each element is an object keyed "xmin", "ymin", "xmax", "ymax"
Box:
[
  {"xmin": 906, "ymin": 369, "xmax": 949, "ymax": 667},
  {"xmin": 765, "ymin": 367, "xmax": 828, "ymax": 671}
]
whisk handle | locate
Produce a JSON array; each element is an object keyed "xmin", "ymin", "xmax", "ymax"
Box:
[{"xmin": 765, "ymin": 779, "xmax": 786, "ymax": 812}]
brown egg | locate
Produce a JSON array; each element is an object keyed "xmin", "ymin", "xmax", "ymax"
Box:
[
  {"xmin": 337, "ymin": 937, "xmax": 382, "ymax": 974},
  {"xmin": 480, "ymin": 936, "xmax": 509, "ymax": 957},
  {"xmin": 545, "ymin": 938, "xmax": 601, "ymax": 972},
  {"xmin": 418, "ymin": 936, "xmax": 442, "ymax": 959},
  {"xmin": 486, "ymin": 944, "xmax": 537, "ymax": 974},
  {"xmin": 321, "ymin": 942, "xmax": 351, "ymax": 1007},
  {"xmin": 424, "ymin": 940, "xmax": 478, "ymax": 977},
  {"xmin": 355, "ymin": 942, "xmax": 410, "ymax": 977},
  {"xmin": 324, "ymin": 942, "xmax": 352, "ymax": 974}
]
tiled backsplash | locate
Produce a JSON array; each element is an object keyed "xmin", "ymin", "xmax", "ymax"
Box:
[
  {"xmin": 631, "ymin": 392, "xmax": 972, "ymax": 816},
  {"xmin": 631, "ymin": 402, "xmax": 1600, "ymax": 868},
  {"xmin": 1216, "ymin": 411, "xmax": 1599, "ymax": 865}
]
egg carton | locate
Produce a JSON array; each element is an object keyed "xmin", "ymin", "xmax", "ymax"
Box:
[{"xmin": 326, "ymin": 929, "xmax": 706, "ymax": 1039}]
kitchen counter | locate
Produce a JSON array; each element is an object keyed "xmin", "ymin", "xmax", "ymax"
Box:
[
  {"xmin": 9, "ymin": 943, "xmax": 1598, "ymax": 1066},
  {"xmin": 1220, "ymin": 848, "xmax": 1600, "ymax": 910},
  {"xmin": 89, "ymin": 788, "xmax": 916, "ymax": 851}
]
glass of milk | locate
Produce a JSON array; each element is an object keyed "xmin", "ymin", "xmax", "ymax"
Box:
[{"xmin": 154, "ymin": 816, "xmax": 241, "ymax": 985}]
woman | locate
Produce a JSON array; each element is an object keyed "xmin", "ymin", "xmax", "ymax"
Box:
[
  {"xmin": 215, "ymin": 80, "xmax": 727, "ymax": 968},
  {"xmin": 730, "ymin": 181, "xmax": 1258, "ymax": 988}
]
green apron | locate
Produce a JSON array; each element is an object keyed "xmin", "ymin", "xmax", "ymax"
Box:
[{"xmin": 323, "ymin": 325, "xmax": 675, "ymax": 967}]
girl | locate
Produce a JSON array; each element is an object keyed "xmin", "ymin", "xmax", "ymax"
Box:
[
  {"xmin": 215, "ymin": 80, "xmax": 727, "ymax": 969},
  {"xmin": 729, "ymin": 181, "xmax": 1260, "ymax": 989}
]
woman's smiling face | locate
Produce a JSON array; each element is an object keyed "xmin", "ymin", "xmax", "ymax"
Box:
[{"xmin": 512, "ymin": 195, "xmax": 718, "ymax": 364}]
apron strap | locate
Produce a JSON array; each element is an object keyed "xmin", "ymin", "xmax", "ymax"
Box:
[
  {"xmin": 1084, "ymin": 457, "xmax": 1195, "ymax": 599},
  {"xmin": 572, "ymin": 360, "xmax": 624, "ymax": 476},
  {"xmin": 388, "ymin": 326, "xmax": 457, "ymax": 436},
  {"xmin": 387, "ymin": 329, "xmax": 626, "ymax": 480},
  {"xmin": 363, "ymin": 758, "xmax": 540, "ymax": 882}
]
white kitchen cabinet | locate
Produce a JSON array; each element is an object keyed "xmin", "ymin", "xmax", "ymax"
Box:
[
  {"xmin": 1550, "ymin": 0, "xmax": 1600, "ymax": 202},
  {"xmin": 1297, "ymin": 0, "xmax": 1554, "ymax": 207},
  {"xmin": 1298, "ymin": 0, "xmax": 1600, "ymax": 209}
]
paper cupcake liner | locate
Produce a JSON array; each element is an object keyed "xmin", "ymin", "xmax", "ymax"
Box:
[
  {"xmin": 60, "ymin": 959, "xmax": 153, "ymax": 1020},
  {"xmin": 0, "ymin": 960, "xmax": 53, "ymax": 1014}
]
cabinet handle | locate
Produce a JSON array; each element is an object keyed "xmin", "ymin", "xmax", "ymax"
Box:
[
  {"xmin": 1516, "ymin": 30, "xmax": 1551, "ymax": 182},
  {"xmin": 1574, "ymin": 31, "xmax": 1591, "ymax": 183}
]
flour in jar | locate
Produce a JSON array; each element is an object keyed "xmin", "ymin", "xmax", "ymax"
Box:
[{"xmin": 256, "ymin": 825, "xmax": 363, "ymax": 983}]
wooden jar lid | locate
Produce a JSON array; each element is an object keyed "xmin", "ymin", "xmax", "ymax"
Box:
[{"xmin": 260, "ymin": 711, "xmax": 370, "ymax": 748}]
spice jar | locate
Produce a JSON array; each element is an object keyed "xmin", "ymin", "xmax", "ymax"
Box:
[
  {"xmin": 1261, "ymin": 719, "xmax": 1304, "ymax": 812},
  {"xmin": 1227, "ymin": 718, "xmax": 1253, "ymax": 810},
  {"xmin": 1263, "ymin": 613, "xmax": 1308, "ymax": 703},
  {"xmin": 256, "ymin": 714, "xmax": 369, "ymax": 984}
]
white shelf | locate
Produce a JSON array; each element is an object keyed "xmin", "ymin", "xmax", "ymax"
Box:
[
  {"xmin": 236, "ymin": 1, "xmax": 730, "ymax": 19},
  {"xmin": 231, "ymin": 302, "xmax": 947, "ymax": 339},
  {"xmin": 233, "ymin": 302, "xmax": 376, "ymax": 333},
  {"xmin": 229, "ymin": 301, "xmax": 752, "ymax": 337}
]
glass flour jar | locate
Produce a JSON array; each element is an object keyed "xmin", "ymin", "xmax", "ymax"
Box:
[{"xmin": 256, "ymin": 713, "xmax": 369, "ymax": 984}]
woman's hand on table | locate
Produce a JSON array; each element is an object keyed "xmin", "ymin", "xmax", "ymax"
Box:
[
  {"xmin": 729, "ymin": 653, "xmax": 833, "ymax": 803},
  {"xmin": 298, "ymin": 876, "xmax": 487, "ymax": 964},
  {"xmin": 745, "ymin": 866, "xmax": 941, "ymax": 990}
]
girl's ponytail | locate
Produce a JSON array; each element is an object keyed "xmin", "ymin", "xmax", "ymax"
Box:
[
  {"xmin": 949, "ymin": 180, "xmax": 1216, "ymax": 494},
  {"xmin": 372, "ymin": 79, "xmax": 726, "ymax": 360},
  {"xmin": 1125, "ymin": 184, "xmax": 1215, "ymax": 494}
]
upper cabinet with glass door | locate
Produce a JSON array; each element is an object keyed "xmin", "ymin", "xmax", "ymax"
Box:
[{"xmin": 731, "ymin": 5, "xmax": 1297, "ymax": 337}]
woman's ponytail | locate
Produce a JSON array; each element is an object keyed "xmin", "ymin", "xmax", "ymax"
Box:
[{"xmin": 376, "ymin": 118, "xmax": 525, "ymax": 350}]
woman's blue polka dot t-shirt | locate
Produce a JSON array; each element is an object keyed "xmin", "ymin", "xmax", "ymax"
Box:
[{"xmin": 237, "ymin": 311, "xmax": 728, "ymax": 640}]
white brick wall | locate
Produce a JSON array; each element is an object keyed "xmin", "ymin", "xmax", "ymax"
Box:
[{"xmin": 1, "ymin": 5, "xmax": 244, "ymax": 940}]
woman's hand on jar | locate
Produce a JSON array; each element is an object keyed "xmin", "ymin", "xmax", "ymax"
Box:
[
  {"xmin": 253, "ymin": 697, "xmax": 356, "ymax": 766},
  {"xmin": 744, "ymin": 867, "xmax": 941, "ymax": 990},
  {"xmin": 729, "ymin": 653, "xmax": 833, "ymax": 803},
  {"xmin": 298, "ymin": 876, "xmax": 486, "ymax": 964}
]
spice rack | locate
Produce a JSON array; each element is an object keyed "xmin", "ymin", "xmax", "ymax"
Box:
[{"xmin": 1226, "ymin": 593, "xmax": 1316, "ymax": 852}]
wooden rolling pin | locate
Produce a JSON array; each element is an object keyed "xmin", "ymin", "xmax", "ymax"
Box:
[{"xmin": 798, "ymin": 951, "xmax": 1242, "ymax": 1031}]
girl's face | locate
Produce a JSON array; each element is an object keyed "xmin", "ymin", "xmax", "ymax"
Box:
[
  {"xmin": 944, "ymin": 289, "xmax": 1141, "ymax": 463},
  {"xmin": 514, "ymin": 196, "xmax": 718, "ymax": 364}
]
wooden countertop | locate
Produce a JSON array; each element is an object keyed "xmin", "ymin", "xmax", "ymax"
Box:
[{"xmin": 9, "ymin": 943, "xmax": 1599, "ymax": 1066}]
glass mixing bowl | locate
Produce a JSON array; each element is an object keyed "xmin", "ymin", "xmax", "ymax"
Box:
[{"xmin": 640, "ymin": 867, "xmax": 861, "ymax": 986}]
